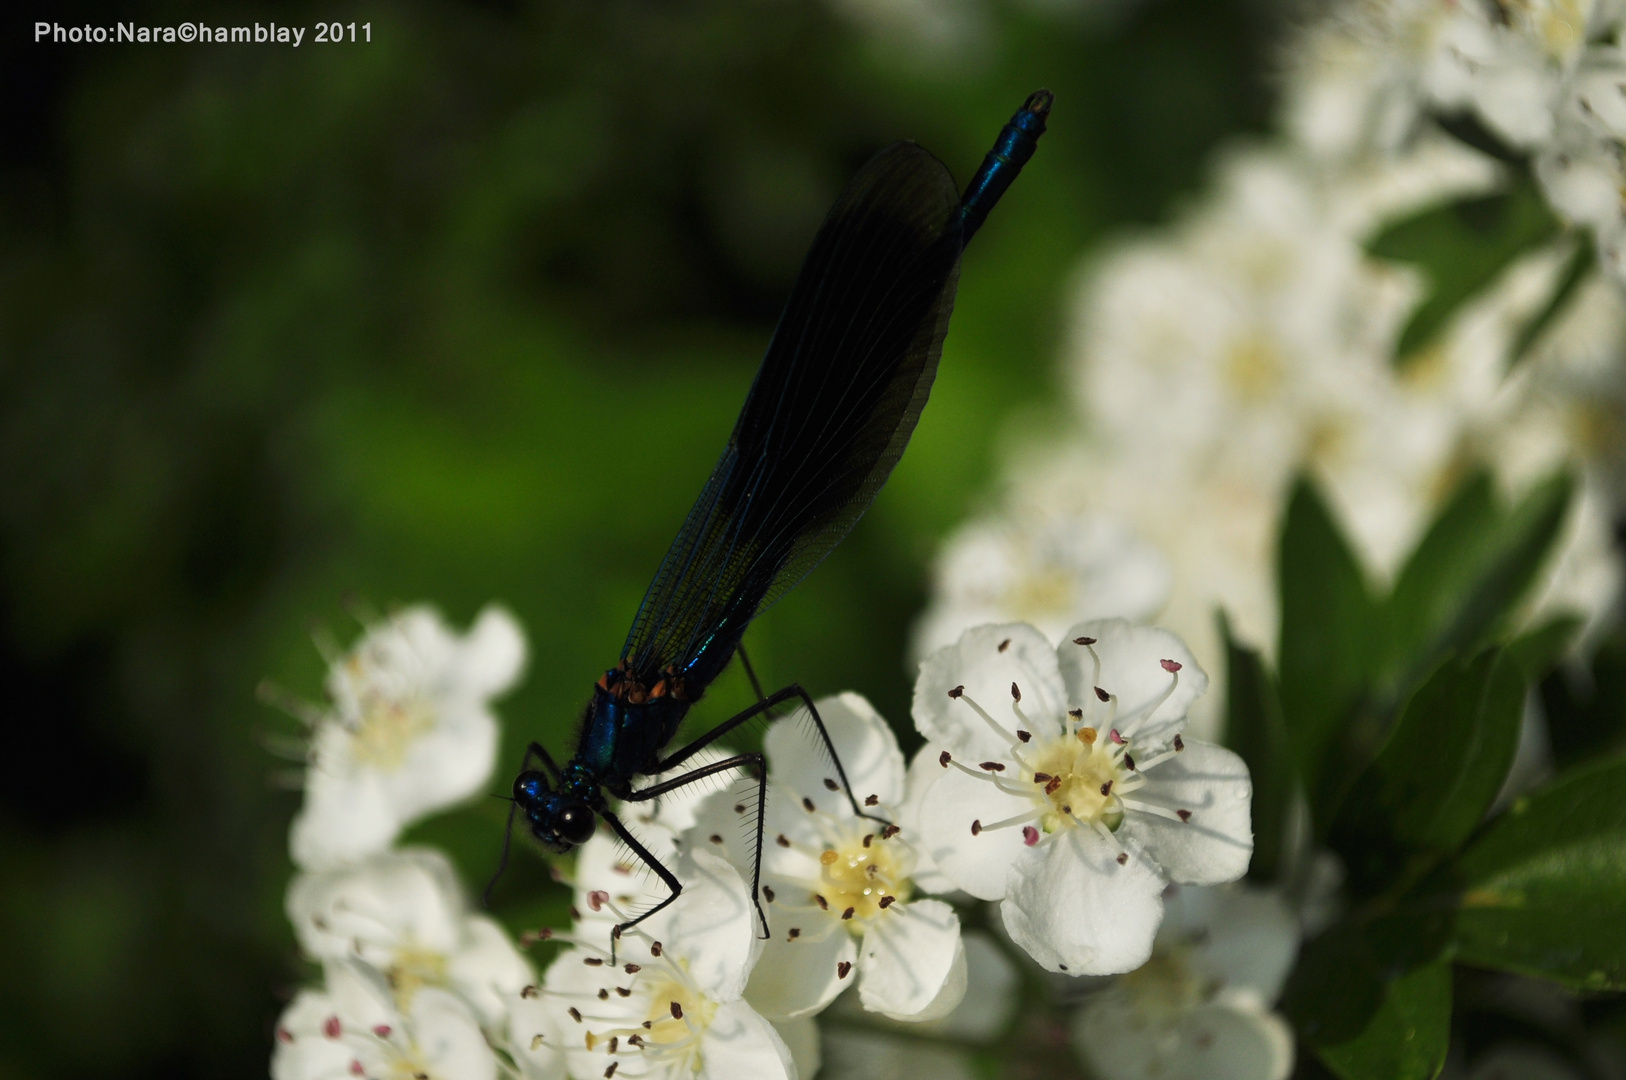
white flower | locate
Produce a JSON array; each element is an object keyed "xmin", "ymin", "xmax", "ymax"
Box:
[
  {"xmin": 913, "ymin": 621, "xmax": 1252, "ymax": 975},
  {"xmin": 689, "ymin": 693, "xmax": 967, "ymax": 1023},
  {"xmin": 273, "ymin": 960, "xmax": 498, "ymax": 1080},
  {"xmin": 290, "ymin": 604, "xmax": 526, "ymax": 869},
  {"xmin": 1072, "ymin": 885, "xmax": 1298, "ymax": 1080},
  {"xmin": 541, "ymin": 848, "xmax": 795, "ymax": 1080},
  {"xmin": 286, "ymin": 848, "xmax": 534, "ymax": 1029},
  {"xmin": 826, "ymin": 929, "xmax": 1019, "ymax": 1042},
  {"xmin": 910, "ymin": 511, "xmax": 1171, "ymax": 665}
]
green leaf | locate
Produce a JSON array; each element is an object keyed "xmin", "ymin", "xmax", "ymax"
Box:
[
  {"xmin": 1510, "ymin": 236, "xmax": 1595, "ymax": 369},
  {"xmin": 1220, "ymin": 609, "xmax": 1291, "ymax": 883},
  {"xmin": 1329, "ymin": 648, "xmax": 1525, "ymax": 897},
  {"xmin": 1506, "ymin": 615, "xmax": 1582, "ymax": 683},
  {"xmin": 1368, "ymin": 175, "xmax": 1562, "ymax": 362},
  {"xmin": 1452, "ymin": 756, "xmax": 1626, "ymax": 989},
  {"xmin": 1277, "ymin": 477, "xmax": 1380, "ymax": 828},
  {"xmin": 1381, "ymin": 470, "xmax": 1574, "ymax": 701},
  {"xmin": 1286, "ymin": 919, "xmax": 1453, "ymax": 1080}
]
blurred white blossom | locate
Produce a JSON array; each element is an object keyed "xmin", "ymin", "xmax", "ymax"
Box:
[
  {"xmin": 690, "ymin": 693, "xmax": 967, "ymax": 1023},
  {"xmin": 286, "ymin": 848, "xmax": 534, "ymax": 1030},
  {"xmin": 910, "ymin": 512, "xmax": 1170, "ymax": 666},
  {"xmin": 290, "ymin": 604, "xmax": 526, "ymax": 869},
  {"xmin": 912, "ymin": 621, "xmax": 1252, "ymax": 975},
  {"xmin": 1072, "ymin": 885, "xmax": 1298, "ymax": 1080},
  {"xmin": 273, "ymin": 960, "xmax": 499, "ymax": 1080}
]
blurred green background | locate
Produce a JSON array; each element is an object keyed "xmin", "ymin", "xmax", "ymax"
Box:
[{"xmin": 0, "ymin": 1, "xmax": 1281, "ymax": 1076}]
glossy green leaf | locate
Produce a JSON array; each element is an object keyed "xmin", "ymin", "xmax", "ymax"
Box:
[
  {"xmin": 1221, "ymin": 610, "xmax": 1291, "ymax": 883},
  {"xmin": 1277, "ymin": 477, "xmax": 1379, "ymax": 827},
  {"xmin": 1329, "ymin": 648, "xmax": 1524, "ymax": 897},
  {"xmin": 1507, "ymin": 615, "xmax": 1582, "ymax": 683},
  {"xmin": 1286, "ymin": 919, "xmax": 1453, "ymax": 1080},
  {"xmin": 1368, "ymin": 176, "xmax": 1562, "ymax": 362},
  {"xmin": 1381, "ymin": 470, "xmax": 1574, "ymax": 702},
  {"xmin": 1453, "ymin": 756, "xmax": 1626, "ymax": 989}
]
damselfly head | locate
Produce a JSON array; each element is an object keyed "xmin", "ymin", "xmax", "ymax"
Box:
[{"xmin": 513, "ymin": 770, "xmax": 596, "ymax": 852}]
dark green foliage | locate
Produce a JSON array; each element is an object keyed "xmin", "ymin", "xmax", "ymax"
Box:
[
  {"xmin": 1277, "ymin": 478, "xmax": 1380, "ymax": 826},
  {"xmin": 1329, "ymin": 648, "xmax": 1524, "ymax": 898},
  {"xmin": 1451, "ymin": 757, "xmax": 1626, "ymax": 990},
  {"xmin": 1253, "ymin": 466, "xmax": 1621, "ymax": 1080},
  {"xmin": 1366, "ymin": 174, "xmax": 1563, "ymax": 362},
  {"xmin": 1221, "ymin": 609, "xmax": 1290, "ymax": 884}
]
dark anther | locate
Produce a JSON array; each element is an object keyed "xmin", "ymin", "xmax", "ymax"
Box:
[
  {"xmin": 864, "ymin": 794, "xmax": 879, "ymax": 806},
  {"xmin": 763, "ymin": 886, "xmax": 775, "ymax": 902},
  {"xmin": 1011, "ymin": 682, "xmax": 1022, "ymax": 702},
  {"xmin": 971, "ymin": 820, "xmax": 983, "ymax": 836},
  {"xmin": 815, "ymin": 895, "xmax": 829, "ymax": 910},
  {"xmin": 1094, "ymin": 686, "xmax": 1110, "ymax": 702},
  {"xmin": 1100, "ymin": 781, "xmax": 1113, "ymax": 796},
  {"xmin": 948, "ymin": 685, "xmax": 965, "ymax": 699},
  {"xmin": 1177, "ymin": 809, "xmax": 1192, "ymax": 822},
  {"xmin": 584, "ymin": 957, "xmax": 604, "ymax": 966},
  {"xmin": 823, "ymin": 778, "xmax": 840, "ymax": 792},
  {"xmin": 841, "ymin": 907, "xmax": 855, "ymax": 920},
  {"xmin": 1016, "ymin": 729, "xmax": 1031, "ymax": 742},
  {"xmin": 998, "ymin": 638, "xmax": 1012, "ymax": 652},
  {"xmin": 979, "ymin": 761, "xmax": 1006, "ymax": 772},
  {"xmin": 1173, "ymin": 735, "xmax": 1185, "ymax": 751},
  {"xmin": 802, "ymin": 797, "xmax": 816, "ymax": 813},
  {"xmin": 939, "ymin": 751, "xmax": 952, "ymax": 768},
  {"xmin": 776, "ymin": 834, "xmax": 791, "ymax": 847},
  {"xmin": 837, "ymin": 961, "xmax": 853, "ymax": 979},
  {"xmin": 1124, "ymin": 754, "xmax": 1136, "ymax": 771},
  {"xmin": 1073, "ymin": 637, "xmax": 1096, "ymax": 646},
  {"xmin": 670, "ymin": 1001, "xmax": 683, "ymax": 1020}
]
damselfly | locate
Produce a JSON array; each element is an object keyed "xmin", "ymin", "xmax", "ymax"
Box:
[{"xmin": 494, "ymin": 91, "xmax": 1053, "ymax": 944}]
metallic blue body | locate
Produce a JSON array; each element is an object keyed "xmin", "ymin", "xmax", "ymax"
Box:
[
  {"xmin": 573, "ymin": 681, "xmax": 690, "ymax": 795},
  {"xmin": 958, "ymin": 90, "xmax": 1052, "ymax": 245}
]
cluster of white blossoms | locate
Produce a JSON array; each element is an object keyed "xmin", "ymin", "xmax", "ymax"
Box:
[
  {"xmin": 267, "ymin": 601, "xmax": 1292, "ymax": 1080},
  {"xmin": 912, "ymin": 13, "xmax": 1626, "ymax": 739},
  {"xmin": 271, "ymin": 605, "xmax": 548, "ymax": 1080}
]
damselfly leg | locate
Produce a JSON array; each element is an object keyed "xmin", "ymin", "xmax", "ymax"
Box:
[
  {"xmin": 651, "ymin": 683, "xmax": 892, "ymax": 828},
  {"xmin": 616, "ymin": 751, "xmax": 768, "ymax": 952},
  {"xmin": 484, "ymin": 741, "xmax": 566, "ymax": 905}
]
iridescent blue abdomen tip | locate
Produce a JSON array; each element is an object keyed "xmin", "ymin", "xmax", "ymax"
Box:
[{"xmin": 958, "ymin": 89, "xmax": 1053, "ymax": 247}]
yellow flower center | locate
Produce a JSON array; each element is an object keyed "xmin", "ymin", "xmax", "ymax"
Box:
[
  {"xmin": 1004, "ymin": 564, "xmax": 1076, "ymax": 623},
  {"xmin": 387, "ymin": 943, "xmax": 449, "ymax": 1010},
  {"xmin": 1222, "ymin": 333, "xmax": 1284, "ymax": 404},
  {"xmin": 636, "ymin": 965, "xmax": 718, "ymax": 1073},
  {"xmin": 1118, "ymin": 944, "xmax": 1206, "ymax": 1020},
  {"xmin": 816, "ymin": 831, "xmax": 913, "ymax": 925},
  {"xmin": 1026, "ymin": 728, "xmax": 1128, "ymax": 834},
  {"xmin": 350, "ymin": 689, "xmax": 435, "ymax": 770}
]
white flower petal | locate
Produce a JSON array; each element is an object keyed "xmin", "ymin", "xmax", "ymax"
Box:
[
  {"xmin": 1121, "ymin": 741, "xmax": 1252, "ymax": 886},
  {"xmin": 765, "ymin": 692, "xmax": 906, "ymax": 813},
  {"xmin": 910, "ymin": 931, "xmax": 1018, "ymax": 1041},
  {"xmin": 457, "ymin": 605, "xmax": 528, "ymax": 697},
  {"xmin": 914, "ymin": 623, "xmax": 1067, "ymax": 759},
  {"xmin": 1058, "ymin": 619, "xmax": 1207, "ymax": 746},
  {"xmin": 1001, "ymin": 827, "xmax": 1165, "ymax": 975},
  {"xmin": 271, "ymin": 988, "xmax": 354, "ymax": 1080},
  {"xmin": 507, "ymin": 986, "xmax": 567, "ymax": 1080},
  {"xmin": 858, "ymin": 898, "xmax": 966, "ymax": 1021},
  {"xmin": 668, "ymin": 848, "xmax": 762, "ymax": 1002},
  {"xmin": 1166, "ymin": 885, "xmax": 1299, "ymax": 1005},
  {"xmin": 290, "ymin": 740, "xmax": 400, "ymax": 869},
  {"xmin": 406, "ymin": 988, "xmax": 499, "ymax": 1080},
  {"xmin": 1074, "ymin": 993, "xmax": 1293, "ymax": 1080},
  {"xmin": 449, "ymin": 915, "xmax": 537, "ymax": 1027},
  {"xmin": 696, "ymin": 999, "xmax": 797, "ymax": 1080},
  {"xmin": 286, "ymin": 848, "xmax": 463, "ymax": 965},
  {"xmin": 745, "ymin": 920, "xmax": 858, "ymax": 1020},
  {"xmin": 383, "ymin": 707, "xmax": 498, "ymax": 825},
  {"xmin": 899, "ymin": 744, "xmax": 959, "ymax": 895},
  {"xmin": 916, "ymin": 764, "xmax": 1032, "ymax": 901},
  {"xmin": 770, "ymin": 1016, "xmax": 821, "ymax": 1080}
]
